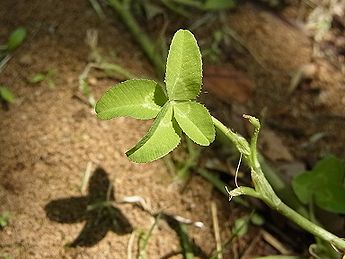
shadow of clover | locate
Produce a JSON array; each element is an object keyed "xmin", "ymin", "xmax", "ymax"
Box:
[{"xmin": 45, "ymin": 167, "xmax": 133, "ymax": 247}]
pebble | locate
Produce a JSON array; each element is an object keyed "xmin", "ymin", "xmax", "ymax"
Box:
[{"xmin": 88, "ymin": 76, "xmax": 98, "ymax": 85}]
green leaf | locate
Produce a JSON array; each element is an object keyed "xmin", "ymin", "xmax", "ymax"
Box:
[
  {"xmin": 315, "ymin": 183, "xmax": 345, "ymax": 214},
  {"xmin": 126, "ymin": 103, "xmax": 181, "ymax": 163},
  {"xmin": 292, "ymin": 155, "xmax": 345, "ymax": 214},
  {"xmin": 250, "ymin": 213, "xmax": 265, "ymax": 226},
  {"xmin": 95, "ymin": 79, "xmax": 167, "ymax": 120},
  {"xmin": 0, "ymin": 86, "xmax": 15, "ymax": 103},
  {"xmin": 29, "ymin": 73, "xmax": 46, "ymax": 84},
  {"xmin": 0, "ymin": 211, "xmax": 10, "ymax": 228},
  {"xmin": 203, "ymin": 0, "xmax": 236, "ymax": 10},
  {"xmin": 165, "ymin": 30, "xmax": 202, "ymax": 101},
  {"xmin": 232, "ymin": 216, "xmax": 248, "ymax": 237},
  {"xmin": 7, "ymin": 27, "xmax": 27, "ymax": 51},
  {"xmin": 173, "ymin": 101, "xmax": 215, "ymax": 146}
]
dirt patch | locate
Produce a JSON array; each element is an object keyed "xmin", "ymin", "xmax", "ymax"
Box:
[
  {"xmin": 218, "ymin": 3, "xmax": 345, "ymax": 162},
  {"xmin": 0, "ymin": 1, "xmax": 285, "ymax": 258}
]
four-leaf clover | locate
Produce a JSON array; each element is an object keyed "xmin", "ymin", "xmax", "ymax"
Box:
[{"xmin": 96, "ymin": 30, "xmax": 215, "ymax": 163}]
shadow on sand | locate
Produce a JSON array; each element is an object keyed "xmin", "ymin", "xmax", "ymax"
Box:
[{"xmin": 45, "ymin": 167, "xmax": 133, "ymax": 247}]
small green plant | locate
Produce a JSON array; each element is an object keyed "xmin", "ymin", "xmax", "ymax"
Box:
[
  {"xmin": 5, "ymin": 27, "xmax": 27, "ymax": 51},
  {"xmin": 96, "ymin": 30, "xmax": 345, "ymax": 254},
  {"xmin": 29, "ymin": 69, "xmax": 56, "ymax": 89},
  {"xmin": 79, "ymin": 29, "xmax": 136, "ymax": 107},
  {"xmin": 293, "ymin": 155, "xmax": 345, "ymax": 214},
  {"xmin": 0, "ymin": 86, "xmax": 15, "ymax": 104},
  {"xmin": 0, "ymin": 253, "xmax": 13, "ymax": 259},
  {"xmin": 231, "ymin": 211, "xmax": 265, "ymax": 237},
  {"xmin": 0, "ymin": 211, "xmax": 10, "ymax": 229},
  {"xmin": 1, "ymin": 27, "xmax": 27, "ymax": 66},
  {"xmin": 1, "ymin": 27, "xmax": 27, "ymax": 53},
  {"xmin": 138, "ymin": 215, "xmax": 161, "ymax": 259}
]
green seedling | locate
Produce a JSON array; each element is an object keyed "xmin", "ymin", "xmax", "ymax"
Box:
[
  {"xmin": 232, "ymin": 216, "xmax": 249, "ymax": 237},
  {"xmin": 138, "ymin": 215, "xmax": 161, "ymax": 259},
  {"xmin": 29, "ymin": 73, "xmax": 46, "ymax": 84},
  {"xmin": 29, "ymin": 70, "xmax": 56, "ymax": 89},
  {"xmin": 0, "ymin": 86, "xmax": 15, "ymax": 104},
  {"xmin": 1, "ymin": 27, "xmax": 27, "ymax": 66},
  {"xmin": 0, "ymin": 27, "xmax": 26, "ymax": 52},
  {"xmin": 292, "ymin": 155, "xmax": 345, "ymax": 214},
  {"xmin": 88, "ymin": 0, "xmax": 106, "ymax": 20},
  {"xmin": 79, "ymin": 29, "xmax": 137, "ymax": 107},
  {"xmin": 6, "ymin": 27, "xmax": 27, "ymax": 51},
  {"xmin": 0, "ymin": 253, "xmax": 13, "ymax": 259},
  {"xmin": 203, "ymin": 30, "xmax": 224, "ymax": 63},
  {"xmin": 79, "ymin": 77, "xmax": 95, "ymax": 107},
  {"xmin": 177, "ymin": 223, "xmax": 195, "ymax": 259},
  {"xmin": 173, "ymin": 137, "xmax": 202, "ymax": 184},
  {"xmin": 79, "ymin": 62, "xmax": 136, "ymax": 108},
  {"xmin": 232, "ymin": 211, "xmax": 264, "ymax": 237},
  {"xmin": 0, "ymin": 211, "xmax": 10, "ymax": 228},
  {"xmin": 210, "ymin": 211, "xmax": 264, "ymax": 259},
  {"xmin": 96, "ymin": 29, "xmax": 345, "ymax": 254}
]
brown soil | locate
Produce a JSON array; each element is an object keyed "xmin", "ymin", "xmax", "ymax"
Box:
[
  {"xmin": 219, "ymin": 3, "xmax": 345, "ymax": 162},
  {"xmin": 1, "ymin": 0, "xmax": 344, "ymax": 258},
  {"xmin": 0, "ymin": 1, "xmax": 282, "ymax": 258}
]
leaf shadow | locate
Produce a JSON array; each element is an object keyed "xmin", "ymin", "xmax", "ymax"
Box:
[
  {"xmin": 162, "ymin": 214, "xmax": 209, "ymax": 259},
  {"xmin": 44, "ymin": 167, "xmax": 133, "ymax": 247},
  {"xmin": 154, "ymin": 83, "xmax": 168, "ymax": 107}
]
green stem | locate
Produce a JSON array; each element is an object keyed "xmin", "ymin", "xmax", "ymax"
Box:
[
  {"xmin": 258, "ymin": 155, "xmax": 309, "ymax": 218},
  {"xmin": 138, "ymin": 214, "xmax": 161, "ymax": 259},
  {"xmin": 107, "ymin": 0, "xmax": 165, "ymax": 78},
  {"xmin": 175, "ymin": 138, "xmax": 200, "ymax": 182},
  {"xmin": 213, "ymin": 115, "xmax": 345, "ymax": 252},
  {"xmin": 178, "ymin": 223, "xmax": 194, "ymax": 259},
  {"xmin": 275, "ymin": 202, "xmax": 345, "ymax": 253},
  {"xmin": 212, "ymin": 116, "xmax": 251, "ymax": 160},
  {"xmin": 212, "ymin": 116, "xmax": 309, "ymax": 215},
  {"xmin": 198, "ymin": 169, "xmax": 249, "ymax": 207},
  {"xmin": 228, "ymin": 186, "xmax": 262, "ymax": 200}
]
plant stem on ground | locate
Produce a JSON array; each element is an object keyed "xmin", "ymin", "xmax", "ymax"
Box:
[
  {"xmin": 138, "ymin": 214, "xmax": 161, "ymax": 259},
  {"xmin": 175, "ymin": 137, "xmax": 200, "ymax": 182},
  {"xmin": 213, "ymin": 116, "xmax": 345, "ymax": 252},
  {"xmin": 107, "ymin": 0, "xmax": 165, "ymax": 78},
  {"xmin": 177, "ymin": 223, "xmax": 194, "ymax": 259}
]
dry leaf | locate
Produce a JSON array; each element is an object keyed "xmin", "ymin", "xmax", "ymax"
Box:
[
  {"xmin": 261, "ymin": 129, "xmax": 294, "ymax": 162},
  {"xmin": 204, "ymin": 64, "xmax": 254, "ymax": 104}
]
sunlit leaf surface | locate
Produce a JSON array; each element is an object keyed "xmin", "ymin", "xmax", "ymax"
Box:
[
  {"xmin": 173, "ymin": 101, "xmax": 215, "ymax": 146},
  {"xmin": 165, "ymin": 30, "xmax": 202, "ymax": 101},
  {"xmin": 95, "ymin": 79, "xmax": 167, "ymax": 120},
  {"xmin": 126, "ymin": 103, "xmax": 181, "ymax": 163}
]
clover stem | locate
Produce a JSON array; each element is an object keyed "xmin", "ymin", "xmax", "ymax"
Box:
[
  {"xmin": 107, "ymin": 0, "xmax": 165, "ymax": 78},
  {"xmin": 212, "ymin": 115, "xmax": 345, "ymax": 252},
  {"xmin": 175, "ymin": 137, "xmax": 200, "ymax": 182},
  {"xmin": 274, "ymin": 201, "xmax": 345, "ymax": 252}
]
